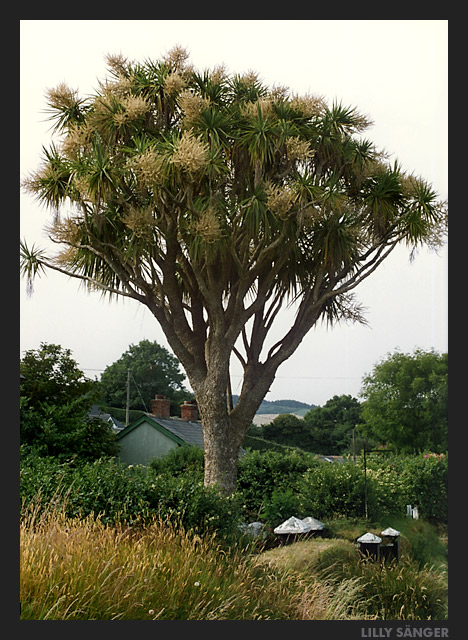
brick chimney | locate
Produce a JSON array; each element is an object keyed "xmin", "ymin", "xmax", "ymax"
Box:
[
  {"xmin": 180, "ymin": 400, "xmax": 198, "ymax": 422},
  {"xmin": 150, "ymin": 394, "xmax": 171, "ymax": 419}
]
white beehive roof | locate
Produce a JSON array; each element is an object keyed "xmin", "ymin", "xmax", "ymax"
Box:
[
  {"xmin": 381, "ymin": 527, "xmax": 401, "ymax": 537},
  {"xmin": 301, "ymin": 516, "xmax": 325, "ymax": 530},
  {"xmin": 274, "ymin": 516, "xmax": 312, "ymax": 534},
  {"xmin": 357, "ymin": 532, "xmax": 382, "ymax": 543}
]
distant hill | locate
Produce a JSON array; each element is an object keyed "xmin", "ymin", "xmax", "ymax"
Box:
[{"xmin": 232, "ymin": 396, "xmax": 315, "ymax": 417}]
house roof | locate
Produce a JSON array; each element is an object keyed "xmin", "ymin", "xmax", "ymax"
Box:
[
  {"xmin": 116, "ymin": 414, "xmax": 204, "ymax": 449},
  {"xmin": 88, "ymin": 405, "xmax": 125, "ymax": 431}
]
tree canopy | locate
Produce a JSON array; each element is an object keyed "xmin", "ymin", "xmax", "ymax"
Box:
[
  {"xmin": 21, "ymin": 48, "xmax": 448, "ymax": 492},
  {"xmin": 359, "ymin": 349, "xmax": 448, "ymax": 453},
  {"xmin": 98, "ymin": 339, "xmax": 188, "ymax": 411},
  {"xmin": 20, "ymin": 342, "xmax": 94, "ymax": 407},
  {"xmin": 303, "ymin": 394, "xmax": 363, "ymax": 455},
  {"xmin": 20, "ymin": 343, "xmax": 117, "ymax": 460},
  {"xmin": 262, "ymin": 413, "xmax": 314, "ymax": 450}
]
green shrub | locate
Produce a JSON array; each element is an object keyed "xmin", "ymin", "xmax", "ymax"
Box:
[
  {"xmin": 362, "ymin": 452, "xmax": 448, "ymax": 523},
  {"xmin": 150, "ymin": 444, "xmax": 204, "ymax": 479},
  {"xmin": 403, "ymin": 454, "xmax": 448, "ymax": 523},
  {"xmin": 298, "ymin": 462, "xmax": 367, "ymax": 519},
  {"xmin": 364, "ymin": 465, "xmax": 408, "ymax": 518},
  {"xmin": 293, "ymin": 454, "xmax": 448, "ymax": 524},
  {"xmin": 236, "ymin": 449, "xmax": 316, "ymax": 518},
  {"xmin": 143, "ymin": 473, "xmax": 242, "ymax": 539},
  {"xmin": 65, "ymin": 459, "xmax": 150, "ymax": 523},
  {"xmin": 261, "ymin": 488, "xmax": 302, "ymax": 528},
  {"xmin": 20, "ymin": 449, "xmax": 241, "ymax": 539}
]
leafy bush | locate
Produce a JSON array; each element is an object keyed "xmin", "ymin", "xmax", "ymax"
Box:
[
  {"xmin": 402, "ymin": 454, "xmax": 448, "ymax": 523},
  {"xmin": 261, "ymin": 488, "xmax": 302, "ymax": 528},
  {"xmin": 362, "ymin": 452, "xmax": 448, "ymax": 523},
  {"xmin": 20, "ymin": 449, "xmax": 241, "ymax": 539},
  {"xmin": 143, "ymin": 473, "xmax": 242, "ymax": 539},
  {"xmin": 236, "ymin": 449, "xmax": 317, "ymax": 518},
  {"xmin": 298, "ymin": 462, "xmax": 367, "ymax": 519},
  {"xmin": 150, "ymin": 444, "xmax": 204, "ymax": 479},
  {"xmin": 20, "ymin": 445, "xmax": 448, "ymax": 546},
  {"xmin": 20, "ymin": 447, "xmax": 74, "ymax": 506},
  {"xmin": 293, "ymin": 453, "xmax": 448, "ymax": 524}
]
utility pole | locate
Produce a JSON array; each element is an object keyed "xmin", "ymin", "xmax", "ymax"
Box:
[
  {"xmin": 126, "ymin": 369, "xmax": 130, "ymax": 427},
  {"xmin": 363, "ymin": 439, "xmax": 368, "ymax": 519}
]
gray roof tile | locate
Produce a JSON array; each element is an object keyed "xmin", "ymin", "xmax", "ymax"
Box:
[{"xmin": 147, "ymin": 416, "xmax": 204, "ymax": 448}]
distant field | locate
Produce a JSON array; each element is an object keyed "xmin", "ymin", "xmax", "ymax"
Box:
[
  {"xmin": 252, "ymin": 411, "xmax": 307, "ymax": 426},
  {"xmin": 243, "ymin": 398, "xmax": 315, "ymax": 421}
]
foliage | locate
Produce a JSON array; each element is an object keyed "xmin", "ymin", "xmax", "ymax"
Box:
[
  {"xmin": 20, "ymin": 342, "xmax": 95, "ymax": 407},
  {"xmin": 299, "ymin": 461, "xmax": 368, "ymax": 519},
  {"xmin": 20, "ymin": 343, "xmax": 117, "ymax": 460},
  {"xmin": 261, "ymin": 488, "xmax": 302, "ymax": 528},
  {"xmin": 357, "ymin": 452, "xmax": 448, "ymax": 523},
  {"xmin": 20, "ymin": 448, "xmax": 241, "ymax": 538},
  {"xmin": 98, "ymin": 339, "xmax": 188, "ymax": 412},
  {"xmin": 303, "ymin": 394, "xmax": 363, "ymax": 455},
  {"xmin": 360, "ymin": 349, "xmax": 448, "ymax": 453},
  {"xmin": 258, "ymin": 395, "xmax": 363, "ymax": 455},
  {"xmin": 236, "ymin": 448, "xmax": 318, "ymax": 518},
  {"xmin": 20, "ymin": 444, "xmax": 448, "ymax": 534},
  {"xmin": 20, "ymin": 443, "xmax": 448, "ymax": 620},
  {"xmin": 21, "ymin": 48, "xmax": 448, "ymax": 492},
  {"xmin": 150, "ymin": 443, "xmax": 204, "ymax": 478},
  {"xmin": 262, "ymin": 413, "xmax": 315, "ymax": 450},
  {"xmin": 143, "ymin": 473, "xmax": 242, "ymax": 539}
]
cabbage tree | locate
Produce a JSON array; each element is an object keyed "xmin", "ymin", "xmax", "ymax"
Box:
[{"xmin": 21, "ymin": 48, "xmax": 447, "ymax": 493}]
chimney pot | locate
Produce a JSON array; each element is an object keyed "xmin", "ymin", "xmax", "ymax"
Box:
[
  {"xmin": 150, "ymin": 394, "xmax": 171, "ymax": 419},
  {"xmin": 180, "ymin": 401, "xmax": 198, "ymax": 422}
]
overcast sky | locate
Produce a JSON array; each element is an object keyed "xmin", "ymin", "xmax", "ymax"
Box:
[{"xmin": 19, "ymin": 20, "xmax": 448, "ymax": 406}]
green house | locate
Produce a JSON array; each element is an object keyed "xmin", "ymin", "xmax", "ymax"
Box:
[{"xmin": 116, "ymin": 397, "xmax": 203, "ymax": 466}]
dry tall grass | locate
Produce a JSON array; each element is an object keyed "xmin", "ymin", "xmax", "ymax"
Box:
[
  {"xmin": 20, "ymin": 503, "xmax": 346, "ymax": 620},
  {"xmin": 21, "ymin": 503, "xmax": 446, "ymax": 620}
]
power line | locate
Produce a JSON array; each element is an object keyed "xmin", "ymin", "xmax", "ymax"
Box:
[
  {"xmin": 230, "ymin": 374, "xmax": 361, "ymax": 380},
  {"xmin": 82, "ymin": 367, "xmax": 359, "ymax": 381},
  {"xmin": 81, "ymin": 355, "xmax": 362, "ymax": 380}
]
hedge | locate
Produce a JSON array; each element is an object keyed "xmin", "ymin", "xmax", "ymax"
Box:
[{"xmin": 20, "ymin": 447, "xmax": 448, "ymax": 534}]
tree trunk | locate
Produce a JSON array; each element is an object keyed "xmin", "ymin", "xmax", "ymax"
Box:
[
  {"xmin": 194, "ymin": 378, "xmax": 246, "ymax": 495},
  {"xmin": 203, "ymin": 414, "xmax": 241, "ymax": 494}
]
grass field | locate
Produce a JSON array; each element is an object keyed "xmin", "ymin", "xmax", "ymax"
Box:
[{"xmin": 20, "ymin": 503, "xmax": 447, "ymax": 620}]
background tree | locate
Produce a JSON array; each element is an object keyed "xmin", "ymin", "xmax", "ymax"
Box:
[
  {"xmin": 20, "ymin": 342, "xmax": 94, "ymax": 408},
  {"xmin": 20, "ymin": 342, "xmax": 117, "ymax": 460},
  {"xmin": 98, "ymin": 339, "xmax": 189, "ymax": 413},
  {"xmin": 303, "ymin": 394, "xmax": 362, "ymax": 455},
  {"xmin": 21, "ymin": 48, "xmax": 447, "ymax": 493},
  {"xmin": 359, "ymin": 349, "xmax": 448, "ymax": 453},
  {"xmin": 262, "ymin": 413, "xmax": 314, "ymax": 451}
]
